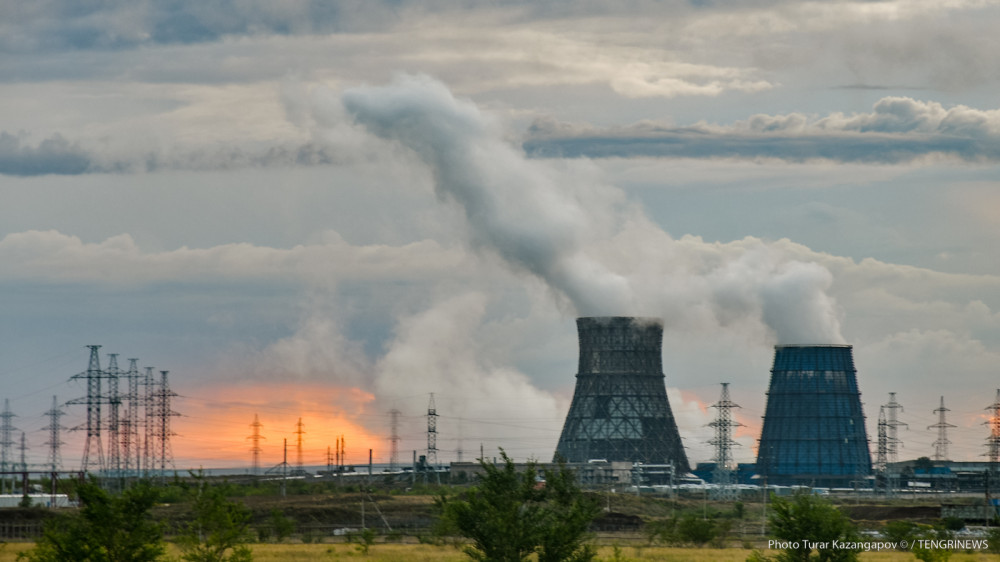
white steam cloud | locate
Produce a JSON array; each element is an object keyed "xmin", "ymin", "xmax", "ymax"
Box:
[{"xmin": 341, "ymin": 75, "xmax": 844, "ymax": 344}]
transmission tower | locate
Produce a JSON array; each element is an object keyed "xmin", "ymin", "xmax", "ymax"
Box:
[
  {"xmin": 42, "ymin": 396, "xmax": 66, "ymax": 472},
  {"xmin": 388, "ymin": 409, "xmax": 400, "ymax": 471},
  {"xmin": 875, "ymin": 405, "xmax": 888, "ymax": 493},
  {"xmin": 248, "ymin": 414, "xmax": 264, "ymax": 476},
  {"xmin": 985, "ymin": 390, "xmax": 1000, "ymax": 485},
  {"xmin": 105, "ymin": 353, "xmax": 122, "ymax": 480},
  {"xmin": 294, "ymin": 418, "xmax": 305, "ymax": 471},
  {"xmin": 885, "ymin": 392, "xmax": 907, "ymax": 463},
  {"xmin": 18, "ymin": 432, "xmax": 27, "ymax": 472},
  {"xmin": 929, "ymin": 396, "xmax": 955, "ymax": 461},
  {"xmin": 152, "ymin": 370, "xmax": 179, "ymax": 478},
  {"xmin": 0, "ymin": 399, "xmax": 16, "ymax": 494},
  {"xmin": 142, "ymin": 366, "xmax": 156, "ymax": 476},
  {"xmin": 121, "ymin": 359, "xmax": 142, "ymax": 476},
  {"xmin": 708, "ymin": 382, "xmax": 742, "ymax": 501},
  {"xmin": 69, "ymin": 345, "xmax": 104, "ymax": 473},
  {"xmin": 426, "ymin": 393, "xmax": 438, "ymax": 468}
]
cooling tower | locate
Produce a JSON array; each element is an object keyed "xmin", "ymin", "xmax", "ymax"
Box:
[
  {"xmin": 554, "ymin": 317, "xmax": 690, "ymax": 472},
  {"xmin": 755, "ymin": 345, "xmax": 872, "ymax": 486}
]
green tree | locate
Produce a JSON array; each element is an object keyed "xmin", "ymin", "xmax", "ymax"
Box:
[
  {"xmin": 436, "ymin": 451, "xmax": 599, "ymax": 562},
  {"xmin": 768, "ymin": 492, "xmax": 859, "ymax": 562},
  {"xmin": 177, "ymin": 480, "xmax": 253, "ymax": 562},
  {"xmin": 18, "ymin": 480, "xmax": 165, "ymax": 562}
]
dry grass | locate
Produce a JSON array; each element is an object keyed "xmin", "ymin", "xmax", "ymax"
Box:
[{"xmin": 0, "ymin": 542, "xmax": 996, "ymax": 561}]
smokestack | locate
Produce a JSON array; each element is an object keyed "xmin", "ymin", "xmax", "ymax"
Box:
[
  {"xmin": 756, "ymin": 344, "xmax": 872, "ymax": 486},
  {"xmin": 554, "ymin": 317, "xmax": 689, "ymax": 471}
]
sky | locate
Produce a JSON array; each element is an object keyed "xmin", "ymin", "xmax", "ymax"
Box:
[{"xmin": 2, "ymin": 0, "xmax": 1000, "ymax": 473}]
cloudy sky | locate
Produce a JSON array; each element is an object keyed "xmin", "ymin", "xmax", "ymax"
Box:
[{"xmin": 3, "ymin": 0, "xmax": 1000, "ymax": 472}]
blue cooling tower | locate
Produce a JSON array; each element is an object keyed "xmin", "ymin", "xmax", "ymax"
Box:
[{"xmin": 755, "ymin": 345, "xmax": 872, "ymax": 486}]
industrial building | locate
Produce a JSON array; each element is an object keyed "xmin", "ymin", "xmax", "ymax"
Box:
[
  {"xmin": 755, "ymin": 345, "xmax": 872, "ymax": 487},
  {"xmin": 554, "ymin": 317, "xmax": 689, "ymax": 472}
]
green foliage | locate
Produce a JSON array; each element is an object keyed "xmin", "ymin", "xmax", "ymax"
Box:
[
  {"xmin": 18, "ymin": 494, "xmax": 32, "ymax": 508},
  {"xmin": 940, "ymin": 517, "xmax": 965, "ymax": 532},
  {"xmin": 268, "ymin": 509, "xmax": 296, "ymax": 542},
  {"xmin": 436, "ymin": 450, "xmax": 600, "ymax": 562},
  {"xmin": 676, "ymin": 515, "xmax": 717, "ymax": 547},
  {"xmin": 177, "ymin": 477, "xmax": 254, "ymax": 562},
  {"xmin": 18, "ymin": 480, "xmax": 165, "ymax": 562},
  {"xmin": 985, "ymin": 527, "xmax": 1000, "ymax": 555},
  {"xmin": 767, "ymin": 492, "xmax": 859, "ymax": 562},
  {"xmin": 912, "ymin": 526, "xmax": 953, "ymax": 562},
  {"xmin": 733, "ymin": 501, "xmax": 745, "ymax": 519},
  {"xmin": 882, "ymin": 520, "xmax": 918, "ymax": 551},
  {"xmin": 352, "ymin": 528, "xmax": 377, "ymax": 555}
]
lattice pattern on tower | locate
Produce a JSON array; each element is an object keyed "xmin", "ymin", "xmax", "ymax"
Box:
[
  {"xmin": 0, "ymin": 399, "xmax": 16, "ymax": 494},
  {"xmin": 885, "ymin": 393, "xmax": 907, "ymax": 463},
  {"xmin": 105, "ymin": 353, "xmax": 122, "ymax": 480},
  {"xmin": 389, "ymin": 409, "xmax": 400, "ymax": 471},
  {"xmin": 709, "ymin": 382, "xmax": 742, "ymax": 501},
  {"xmin": 427, "ymin": 394, "xmax": 438, "ymax": 467},
  {"xmin": 929, "ymin": 396, "xmax": 955, "ymax": 462},
  {"xmin": 755, "ymin": 345, "xmax": 871, "ymax": 487},
  {"xmin": 122, "ymin": 359, "xmax": 142, "ymax": 477},
  {"xmin": 248, "ymin": 414, "xmax": 264, "ymax": 476},
  {"xmin": 984, "ymin": 390, "xmax": 1000, "ymax": 482},
  {"xmin": 151, "ymin": 370, "xmax": 180, "ymax": 478},
  {"xmin": 554, "ymin": 317, "xmax": 689, "ymax": 471},
  {"xmin": 69, "ymin": 345, "xmax": 104, "ymax": 473},
  {"xmin": 42, "ymin": 396, "xmax": 66, "ymax": 473}
]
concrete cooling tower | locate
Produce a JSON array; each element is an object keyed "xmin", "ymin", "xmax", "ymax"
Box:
[
  {"xmin": 554, "ymin": 317, "xmax": 690, "ymax": 472},
  {"xmin": 755, "ymin": 344, "xmax": 872, "ymax": 487}
]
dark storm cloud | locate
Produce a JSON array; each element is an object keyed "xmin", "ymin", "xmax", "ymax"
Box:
[
  {"xmin": 0, "ymin": 132, "xmax": 93, "ymax": 176},
  {"xmin": 524, "ymin": 97, "xmax": 1000, "ymax": 164}
]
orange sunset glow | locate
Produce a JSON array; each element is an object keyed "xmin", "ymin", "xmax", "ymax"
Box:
[{"xmin": 171, "ymin": 382, "xmax": 385, "ymax": 469}]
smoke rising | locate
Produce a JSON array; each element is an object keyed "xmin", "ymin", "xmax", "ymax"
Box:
[{"xmin": 342, "ymin": 75, "xmax": 844, "ymax": 344}]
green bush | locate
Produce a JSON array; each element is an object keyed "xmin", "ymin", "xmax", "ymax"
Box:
[{"xmin": 18, "ymin": 481, "xmax": 165, "ymax": 562}]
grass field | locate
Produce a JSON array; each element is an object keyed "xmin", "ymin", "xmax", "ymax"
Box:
[{"xmin": 1, "ymin": 542, "xmax": 997, "ymax": 561}]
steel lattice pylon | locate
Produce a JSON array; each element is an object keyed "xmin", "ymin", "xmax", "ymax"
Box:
[
  {"xmin": 709, "ymin": 382, "xmax": 742, "ymax": 501},
  {"xmin": 427, "ymin": 394, "xmax": 438, "ymax": 467},
  {"xmin": 984, "ymin": 390, "xmax": 1000, "ymax": 486},
  {"xmin": 121, "ymin": 359, "xmax": 142, "ymax": 477},
  {"xmin": 929, "ymin": 396, "xmax": 955, "ymax": 462},
  {"xmin": 554, "ymin": 317, "xmax": 689, "ymax": 471},
  {"xmin": 248, "ymin": 414, "xmax": 264, "ymax": 476},
  {"xmin": 105, "ymin": 353, "xmax": 122, "ymax": 481},
  {"xmin": 389, "ymin": 409, "xmax": 401, "ymax": 471},
  {"xmin": 42, "ymin": 396, "xmax": 66, "ymax": 473},
  {"xmin": 69, "ymin": 345, "xmax": 104, "ymax": 473}
]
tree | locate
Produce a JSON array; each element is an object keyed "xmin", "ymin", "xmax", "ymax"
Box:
[
  {"xmin": 768, "ymin": 492, "xmax": 860, "ymax": 562},
  {"xmin": 18, "ymin": 480, "xmax": 165, "ymax": 562},
  {"xmin": 436, "ymin": 451, "xmax": 600, "ymax": 562},
  {"xmin": 177, "ymin": 479, "xmax": 253, "ymax": 562}
]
